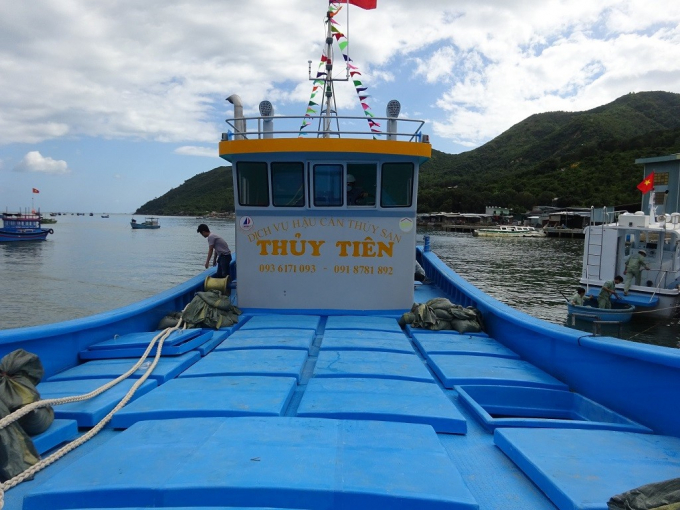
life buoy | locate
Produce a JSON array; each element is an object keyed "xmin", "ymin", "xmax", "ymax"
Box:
[{"xmin": 48, "ymin": 229, "xmax": 54, "ymax": 235}]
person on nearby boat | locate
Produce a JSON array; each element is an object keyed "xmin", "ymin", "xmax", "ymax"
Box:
[
  {"xmin": 415, "ymin": 261, "xmax": 427, "ymax": 282},
  {"xmin": 623, "ymin": 249, "xmax": 650, "ymax": 295},
  {"xmin": 197, "ymin": 224, "xmax": 232, "ymax": 279},
  {"xmin": 570, "ymin": 287, "xmax": 592, "ymax": 306},
  {"xmin": 598, "ymin": 276, "xmax": 623, "ymax": 309},
  {"xmin": 346, "ymin": 174, "xmax": 368, "ymax": 205}
]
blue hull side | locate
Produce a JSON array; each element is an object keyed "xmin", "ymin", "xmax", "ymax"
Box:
[
  {"xmin": 0, "ymin": 270, "xmax": 211, "ymax": 378},
  {"xmin": 419, "ymin": 247, "xmax": 680, "ymax": 437},
  {"xmin": 0, "ymin": 230, "xmax": 49, "ymax": 241}
]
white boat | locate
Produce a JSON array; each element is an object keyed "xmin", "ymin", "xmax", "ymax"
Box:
[
  {"xmin": 581, "ymin": 154, "xmax": 680, "ymax": 319},
  {"xmin": 473, "ymin": 225, "xmax": 546, "ymax": 237}
]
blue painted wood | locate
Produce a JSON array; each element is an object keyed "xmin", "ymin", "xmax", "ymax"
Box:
[
  {"xmin": 196, "ymin": 330, "xmax": 230, "ymax": 355},
  {"xmin": 427, "ymin": 354, "xmax": 568, "ymax": 390},
  {"xmin": 216, "ymin": 329, "xmax": 315, "ymax": 351},
  {"xmin": 325, "ymin": 316, "xmax": 403, "ymax": 333},
  {"xmin": 23, "ymin": 417, "xmax": 479, "ymax": 510},
  {"xmin": 31, "ymin": 419, "xmax": 79, "ymax": 455},
  {"xmin": 79, "ymin": 331, "xmax": 214, "ymax": 360},
  {"xmin": 46, "ymin": 352, "xmax": 201, "ymax": 384},
  {"xmin": 85, "ymin": 330, "xmax": 201, "ymax": 350},
  {"xmin": 297, "ymin": 377, "xmax": 466, "ymax": 434},
  {"xmin": 405, "ymin": 325, "xmax": 489, "ymax": 338},
  {"xmin": 238, "ymin": 315, "xmax": 321, "ymax": 331},
  {"xmin": 321, "ymin": 331, "xmax": 415, "ymax": 354},
  {"xmin": 412, "ymin": 333, "xmax": 519, "ymax": 359},
  {"xmin": 111, "ymin": 376, "xmax": 297, "ymax": 429},
  {"xmin": 456, "ymin": 385, "xmax": 651, "ymax": 433},
  {"xmin": 37, "ymin": 378, "xmax": 158, "ymax": 427},
  {"xmin": 314, "ymin": 351, "xmax": 435, "ymax": 383},
  {"xmin": 494, "ymin": 428, "xmax": 680, "ymax": 510},
  {"xmin": 178, "ymin": 349, "xmax": 308, "ymax": 382}
]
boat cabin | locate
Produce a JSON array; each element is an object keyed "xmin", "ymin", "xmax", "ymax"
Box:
[
  {"xmin": 219, "ymin": 100, "xmax": 430, "ymax": 312},
  {"xmin": 1, "ymin": 212, "xmax": 41, "ymax": 231},
  {"xmin": 636, "ymin": 153, "xmax": 680, "ymax": 216}
]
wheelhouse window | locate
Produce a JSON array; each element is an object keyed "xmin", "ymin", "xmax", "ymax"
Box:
[
  {"xmin": 347, "ymin": 163, "xmax": 376, "ymax": 206},
  {"xmin": 313, "ymin": 164, "xmax": 343, "ymax": 206},
  {"xmin": 237, "ymin": 162, "xmax": 269, "ymax": 206},
  {"xmin": 381, "ymin": 163, "xmax": 414, "ymax": 207},
  {"xmin": 272, "ymin": 162, "xmax": 305, "ymax": 207},
  {"xmin": 655, "ymin": 172, "xmax": 669, "ymax": 185}
]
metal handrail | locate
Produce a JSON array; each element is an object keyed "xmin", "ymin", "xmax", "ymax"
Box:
[{"xmin": 224, "ymin": 114, "xmax": 426, "ymax": 142}]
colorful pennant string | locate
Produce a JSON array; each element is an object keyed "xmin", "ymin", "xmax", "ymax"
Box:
[{"xmin": 299, "ymin": 1, "xmax": 380, "ymax": 136}]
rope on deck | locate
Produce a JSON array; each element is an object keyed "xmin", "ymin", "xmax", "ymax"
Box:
[{"xmin": 0, "ymin": 308, "xmax": 189, "ymax": 509}]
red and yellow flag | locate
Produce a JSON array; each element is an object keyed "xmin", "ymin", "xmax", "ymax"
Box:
[
  {"xmin": 636, "ymin": 172, "xmax": 654, "ymax": 194},
  {"xmin": 341, "ymin": 0, "xmax": 377, "ymax": 9}
]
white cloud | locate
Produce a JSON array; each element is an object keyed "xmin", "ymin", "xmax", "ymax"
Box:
[
  {"xmin": 13, "ymin": 151, "xmax": 70, "ymax": 174},
  {"xmin": 0, "ymin": 0, "xmax": 678, "ymax": 152},
  {"xmin": 174, "ymin": 146, "xmax": 220, "ymax": 158}
]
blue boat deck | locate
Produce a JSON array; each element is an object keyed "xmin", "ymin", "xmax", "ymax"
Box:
[{"xmin": 6, "ymin": 282, "xmax": 680, "ymax": 510}]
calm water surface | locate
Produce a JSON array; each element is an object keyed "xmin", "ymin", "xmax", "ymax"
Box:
[{"xmin": 1, "ymin": 215, "xmax": 678, "ymax": 348}]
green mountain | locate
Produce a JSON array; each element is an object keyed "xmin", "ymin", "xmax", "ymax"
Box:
[
  {"xmin": 136, "ymin": 91, "xmax": 680, "ymax": 215},
  {"xmin": 135, "ymin": 166, "xmax": 234, "ymax": 216}
]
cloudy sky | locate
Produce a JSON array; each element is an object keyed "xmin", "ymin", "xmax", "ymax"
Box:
[{"xmin": 1, "ymin": 0, "xmax": 679, "ymax": 213}]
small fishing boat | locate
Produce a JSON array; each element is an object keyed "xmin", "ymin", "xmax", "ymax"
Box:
[
  {"xmin": 473, "ymin": 225, "xmax": 546, "ymax": 237},
  {"xmin": 101, "ymin": 214, "xmax": 109, "ymax": 218},
  {"xmin": 39, "ymin": 216, "xmax": 57, "ymax": 225},
  {"xmin": 567, "ymin": 298, "xmax": 636, "ymax": 323},
  {"xmin": 0, "ymin": 211, "xmax": 54, "ymax": 242},
  {"xmin": 130, "ymin": 217, "xmax": 160, "ymax": 229}
]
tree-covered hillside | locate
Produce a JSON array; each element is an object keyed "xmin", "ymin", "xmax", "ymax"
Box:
[
  {"xmin": 135, "ymin": 166, "xmax": 233, "ymax": 215},
  {"xmin": 135, "ymin": 91, "xmax": 680, "ymax": 215},
  {"xmin": 418, "ymin": 91, "xmax": 680, "ymax": 212}
]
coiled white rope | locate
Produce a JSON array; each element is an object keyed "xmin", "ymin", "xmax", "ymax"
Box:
[{"xmin": 0, "ymin": 314, "xmax": 188, "ymax": 509}]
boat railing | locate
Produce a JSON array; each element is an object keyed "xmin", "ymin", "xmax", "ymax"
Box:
[
  {"xmin": 222, "ymin": 114, "xmax": 426, "ymax": 142},
  {"xmin": 650, "ymin": 270, "xmax": 669, "ymax": 302}
]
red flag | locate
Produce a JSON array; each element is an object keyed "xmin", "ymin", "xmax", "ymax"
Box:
[
  {"xmin": 341, "ymin": 0, "xmax": 377, "ymax": 9},
  {"xmin": 32, "ymin": 188, "xmax": 40, "ymax": 194},
  {"xmin": 636, "ymin": 172, "xmax": 654, "ymax": 194}
]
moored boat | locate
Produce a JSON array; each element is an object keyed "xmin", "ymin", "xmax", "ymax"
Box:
[
  {"xmin": 581, "ymin": 154, "xmax": 680, "ymax": 319},
  {"xmin": 567, "ymin": 299, "xmax": 636, "ymax": 323},
  {"xmin": 473, "ymin": 225, "xmax": 546, "ymax": 237},
  {"xmin": 130, "ymin": 217, "xmax": 160, "ymax": 229},
  {"xmin": 2, "ymin": 5, "xmax": 680, "ymax": 510},
  {"xmin": 0, "ymin": 211, "xmax": 54, "ymax": 242}
]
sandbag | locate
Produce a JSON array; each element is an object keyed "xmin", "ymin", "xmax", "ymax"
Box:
[
  {"xmin": 181, "ymin": 290, "xmax": 242, "ymax": 329},
  {"xmin": 399, "ymin": 298, "xmax": 484, "ymax": 333},
  {"xmin": 0, "ymin": 350, "xmax": 54, "ymax": 436},
  {"xmin": 156, "ymin": 311, "xmax": 183, "ymax": 330},
  {"xmin": 0, "ymin": 399, "xmax": 40, "ymax": 482},
  {"xmin": 608, "ymin": 478, "xmax": 680, "ymax": 510}
]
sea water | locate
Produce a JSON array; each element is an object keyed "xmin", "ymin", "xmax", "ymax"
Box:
[{"xmin": 0, "ymin": 214, "xmax": 678, "ymax": 348}]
